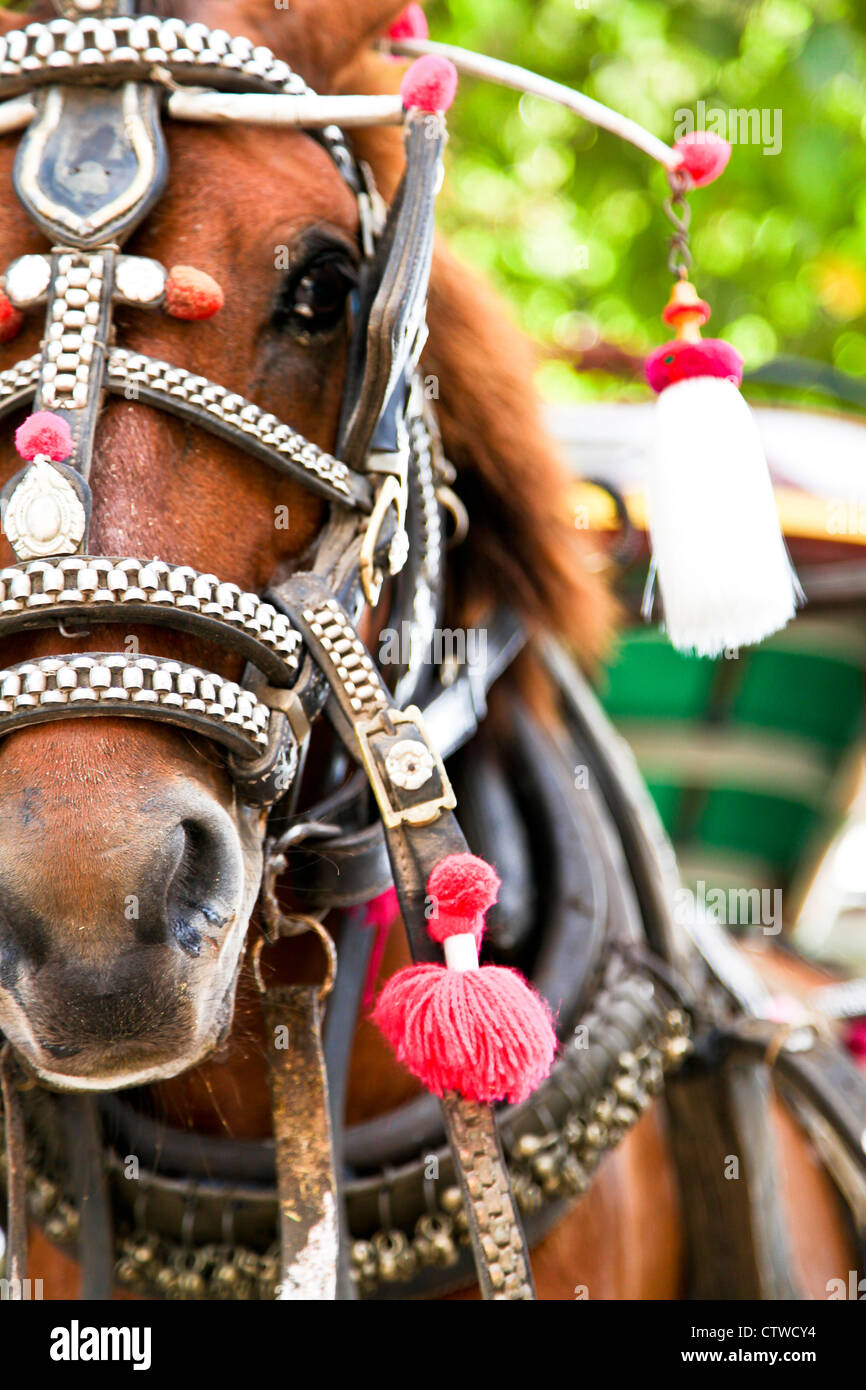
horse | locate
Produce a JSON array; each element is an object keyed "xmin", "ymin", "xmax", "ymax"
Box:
[{"xmin": 0, "ymin": 0, "xmax": 859, "ymax": 1302}]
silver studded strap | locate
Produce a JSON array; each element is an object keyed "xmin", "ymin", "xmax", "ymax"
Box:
[
  {"xmin": 0, "ymin": 652, "xmax": 272, "ymax": 759},
  {"xmin": 0, "ymin": 555, "xmax": 308, "ymax": 787},
  {"xmin": 278, "ymin": 573, "xmax": 536, "ymax": 1299},
  {"xmin": 0, "ymin": 350, "xmax": 372, "ymax": 512}
]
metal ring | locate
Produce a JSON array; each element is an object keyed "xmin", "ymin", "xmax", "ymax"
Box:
[
  {"xmin": 436, "ymin": 484, "xmax": 469, "ymax": 548},
  {"xmin": 251, "ymin": 914, "xmax": 337, "ymax": 1001}
]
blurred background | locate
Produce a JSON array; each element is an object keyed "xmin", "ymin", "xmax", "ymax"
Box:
[
  {"xmin": 429, "ymin": 0, "xmax": 866, "ymax": 978},
  {"xmin": 430, "ymin": 0, "xmax": 866, "ymax": 408}
]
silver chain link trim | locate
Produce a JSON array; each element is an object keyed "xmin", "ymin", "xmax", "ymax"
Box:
[
  {"xmin": 105, "ymin": 350, "xmax": 358, "ymax": 503},
  {"xmin": 0, "ymin": 555, "xmax": 303, "ymax": 669},
  {"xmin": 0, "ymin": 652, "xmax": 271, "ymax": 756},
  {"xmin": 40, "ymin": 250, "xmax": 105, "ymax": 410},
  {"xmin": 302, "ymin": 597, "xmax": 391, "ymax": 718},
  {"xmin": 0, "ymin": 353, "xmax": 40, "ymax": 414},
  {"xmin": 0, "ymin": 15, "xmax": 354, "ymax": 175}
]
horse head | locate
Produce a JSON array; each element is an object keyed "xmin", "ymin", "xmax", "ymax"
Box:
[{"xmin": 0, "ymin": 0, "xmax": 609, "ymax": 1094}]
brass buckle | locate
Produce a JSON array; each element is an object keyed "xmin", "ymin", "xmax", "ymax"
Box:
[{"xmin": 355, "ymin": 704, "xmax": 456, "ymax": 830}]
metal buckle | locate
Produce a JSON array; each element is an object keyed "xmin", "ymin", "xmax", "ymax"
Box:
[
  {"xmin": 355, "ymin": 704, "xmax": 456, "ymax": 830},
  {"xmin": 360, "ymin": 468, "xmax": 408, "ymax": 606}
]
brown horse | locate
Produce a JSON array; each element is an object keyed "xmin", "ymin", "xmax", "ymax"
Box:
[{"xmin": 0, "ymin": 0, "xmax": 855, "ymax": 1300}]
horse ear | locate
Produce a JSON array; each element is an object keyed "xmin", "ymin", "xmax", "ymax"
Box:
[{"xmin": 220, "ymin": 0, "xmax": 411, "ymax": 89}]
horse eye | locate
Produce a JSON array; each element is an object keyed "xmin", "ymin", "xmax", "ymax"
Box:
[{"xmin": 274, "ymin": 253, "xmax": 357, "ymax": 338}]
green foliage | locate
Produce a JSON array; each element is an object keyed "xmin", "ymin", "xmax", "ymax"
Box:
[
  {"xmin": 4, "ymin": 2, "xmax": 861, "ymax": 403},
  {"xmin": 428, "ymin": 0, "xmax": 866, "ymax": 402}
]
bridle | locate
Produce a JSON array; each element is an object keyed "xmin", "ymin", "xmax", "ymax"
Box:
[
  {"xmin": 3, "ymin": 4, "xmax": 866, "ymax": 1308},
  {"xmin": 0, "ymin": 6, "xmax": 447, "ymax": 811},
  {"xmin": 0, "ymin": 0, "xmax": 543, "ymax": 1302}
]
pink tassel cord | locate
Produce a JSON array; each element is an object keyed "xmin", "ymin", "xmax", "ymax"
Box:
[
  {"xmin": 373, "ymin": 852, "xmax": 557, "ymax": 1104},
  {"xmin": 361, "ymin": 886, "xmax": 400, "ymax": 1011}
]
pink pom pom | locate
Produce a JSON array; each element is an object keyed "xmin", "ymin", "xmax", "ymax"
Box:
[
  {"xmin": 373, "ymin": 962, "xmax": 557, "ymax": 1103},
  {"xmin": 845, "ymin": 1019, "xmax": 866, "ymax": 1065},
  {"xmin": 645, "ymin": 338, "xmax": 743, "ymax": 394},
  {"xmin": 165, "ymin": 266, "xmax": 224, "ymax": 321},
  {"xmin": 426, "ymin": 852, "xmax": 500, "ymax": 944},
  {"xmin": 14, "ymin": 411, "xmax": 73, "ymax": 462},
  {"xmin": 400, "ymin": 55, "xmax": 458, "ymax": 113},
  {"xmin": 387, "ymin": 4, "xmax": 428, "ymax": 40},
  {"xmin": 672, "ymin": 132, "xmax": 731, "ymax": 188}
]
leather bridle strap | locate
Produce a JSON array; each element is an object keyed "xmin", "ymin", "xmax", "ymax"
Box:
[
  {"xmin": 0, "ymin": 1044, "xmax": 27, "ymax": 1297},
  {"xmin": 261, "ymin": 981, "xmax": 340, "ymax": 1301},
  {"xmin": 279, "ymin": 573, "xmax": 536, "ymax": 1299}
]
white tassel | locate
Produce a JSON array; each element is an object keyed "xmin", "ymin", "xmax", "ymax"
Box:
[{"xmin": 648, "ymin": 375, "xmax": 800, "ymax": 657}]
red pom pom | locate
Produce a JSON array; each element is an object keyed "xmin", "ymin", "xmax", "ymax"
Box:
[
  {"xmin": 672, "ymin": 132, "xmax": 731, "ymax": 188},
  {"xmin": 0, "ymin": 290, "xmax": 22, "ymax": 343},
  {"xmin": 387, "ymin": 4, "xmax": 428, "ymax": 40},
  {"xmin": 426, "ymin": 852, "xmax": 500, "ymax": 943},
  {"xmin": 400, "ymin": 55, "xmax": 458, "ymax": 113},
  {"xmin": 165, "ymin": 266, "xmax": 224, "ymax": 321},
  {"xmin": 14, "ymin": 411, "xmax": 73, "ymax": 462},
  {"xmin": 646, "ymin": 338, "xmax": 743, "ymax": 394},
  {"xmin": 373, "ymin": 962, "xmax": 557, "ymax": 1103}
]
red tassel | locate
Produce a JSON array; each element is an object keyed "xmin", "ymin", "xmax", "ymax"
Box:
[{"xmin": 372, "ymin": 852, "xmax": 556, "ymax": 1103}]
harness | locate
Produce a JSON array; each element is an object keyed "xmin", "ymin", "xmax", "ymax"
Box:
[{"xmin": 0, "ymin": 0, "xmax": 865, "ymax": 1303}]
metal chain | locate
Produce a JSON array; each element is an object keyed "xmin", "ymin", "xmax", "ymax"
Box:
[{"xmin": 663, "ymin": 169, "xmax": 693, "ymax": 280}]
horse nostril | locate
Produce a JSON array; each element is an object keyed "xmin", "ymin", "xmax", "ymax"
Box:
[{"xmin": 164, "ymin": 817, "xmax": 238, "ymax": 958}]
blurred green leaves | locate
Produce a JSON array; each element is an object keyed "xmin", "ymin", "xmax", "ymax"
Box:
[
  {"xmin": 429, "ymin": 0, "xmax": 866, "ymax": 402},
  {"xmin": 2, "ymin": 0, "xmax": 861, "ymax": 405}
]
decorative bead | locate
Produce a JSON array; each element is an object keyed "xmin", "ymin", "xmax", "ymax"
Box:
[
  {"xmin": 114, "ymin": 255, "xmax": 166, "ymax": 305},
  {"xmin": 400, "ymin": 56, "xmax": 458, "ymax": 114},
  {"xmin": 165, "ymin": 266, "xmax": 224, "ymax": 320},
  {"xmin": 672, "ymin": 131, "xmax": 731, "ymax": 187},
  {"xmin": 0, "ymin": 290, "xmax": 23, "ymax": 343},
  {"xmin": 387, "ymin": 5, "xmax": 429, "ymax": 41},
  {"xmin": 5, "ymin": 254, "xmax": 51, "ymax": 307}
]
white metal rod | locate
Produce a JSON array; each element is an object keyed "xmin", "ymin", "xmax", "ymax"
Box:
[
  {"xmin": 167, "ymin": 88, "xmax": 404, "ymax": 129},
  {"xmin": 386, "ymin": 37, "xmax": 679, "ymax": 169},
  {"xmin": 0, "ymin": 95, "xmax": 35, "ymax": 136}
]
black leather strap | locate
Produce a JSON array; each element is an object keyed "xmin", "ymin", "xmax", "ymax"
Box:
[
  {"xmin": 723, "ymin": 1020, "xmax": 866, "ymax": 1176},
  {"xmin": 338, "ymin": 111, "xmax": 444, "ymax": 470}
]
